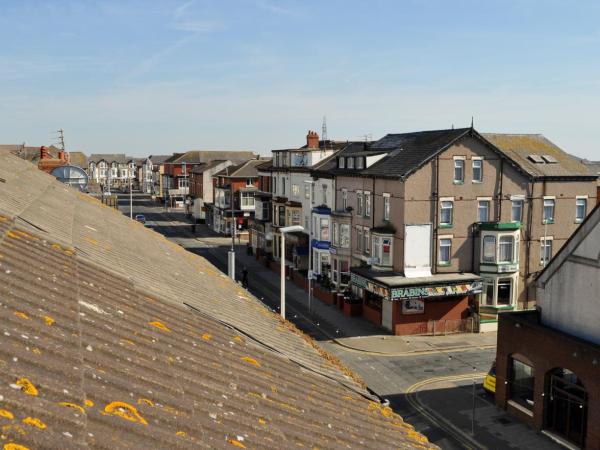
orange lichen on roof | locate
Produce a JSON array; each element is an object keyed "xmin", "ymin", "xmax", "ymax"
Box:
[
  {"xmin": 201, "ymin": 333, "xmax": 211, "ymax": 341},
  {"xmin": 15, "ymin": 379, "xmax": 38, "ymax": 396},
  {"xmin": 30, "ymin": 348, "xmax": 41, "ymax": 355},
  {"xmin": 4, "ymin": 444, "xmax": 30, "ymax": 450},
  {"xmin": 233, "ymin": 336, "xmax": 244, "ymax": 344},
  {"xmin": 21, "ymin": 417, "xmax": 46, "ymax": 430},
  {"xmin": 84, "ymin": 236, "xmax": 98, "ymax": 246},
  {"xmin": 149, "ymin": 320, "xmax": 171, "ymax": 332},
  {"xmin": 258, "ymin": 418, "xmax": 266, "ymax": 425},
  {"xmin": 84, "ymin": 399, "xmax": 94, "ymax": 408},
  {"xmin": 43, "ymin": 316, "xmax": 54, "ymax": 326},
  {"xmin": 6, "ymin": 230, "xmax": 37, "ymax": 240},
  {"xmin": 58, "ymin": 402, "xmax": 84, "ymax": 414},
  {"xmin": 227, "ymin": 438, "xmax": 246, "ymax": 448},
  {"xmin": 240, "ymin": 356, "xmax": 260, "ymax": 367},
  {"xmin": 13, "ymin": 311, "xmax": 30, "ymax": 320},
  {"xmin": 137, "ymin": 398, "xmax": 154, "ymax": 407},
  {"xmin": 104, "ymin": 402, "xmax": 148, "ymax": 425},
  {"xmin": 175, "ymin": 431, "xmax": 187, "ymax": 437},
  {"xmin": 0, "ymin": 410, "xmax": 14, "ymax": 420}
]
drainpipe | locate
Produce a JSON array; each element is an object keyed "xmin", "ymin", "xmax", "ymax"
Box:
[
  {"xmin": 432, "ymin": 156, "xmax": 440, "ymax": 272},
  {"xmin": 498, "ymin": 159, "xmax": 504, "ymax": 221},
  {"xmin": 524, "ymin": 179, "xmax": 534, "ymax": 309}
]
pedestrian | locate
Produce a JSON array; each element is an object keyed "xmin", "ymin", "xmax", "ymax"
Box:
[{"xmin": 242, "ymin": 267, "xmax": 249, "ymax": 288}]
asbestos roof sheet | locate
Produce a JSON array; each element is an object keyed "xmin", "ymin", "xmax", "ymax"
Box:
[
  {"xmin": 0, "ymin": 152, "xmax": 436, "ymax": 449},
  {"xmin": 483, "ymin": 133, "xmax": 595, "ymax": 178}
]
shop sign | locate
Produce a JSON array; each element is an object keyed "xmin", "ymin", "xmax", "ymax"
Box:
[
  {"xmin": 351, "ymin": 273, "xmax": 390, "ymax": 299},
  {"xmin": 391, "ymin": 281, "xmax": 482, "ymax": 301},
  {"xmin": 329, "ymin": 247, "xmax": 337, "ymax": 255}
]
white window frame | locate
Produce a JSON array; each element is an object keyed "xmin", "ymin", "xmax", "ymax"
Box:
[
  {"xmin": 364, "ymin": 191, "xmax": 371, "ymax": 217},
  {"xmin": 383, "ymin": 193, "xmax": 391, "ymax": 221},
  {"xmin": 453, "ymin": 156, "xmax": 465, "ymax": 183},
  {"xmin": 438, "ymin": 236, "xmax": 452, "ymax": 265},
  {"xmin": 373, "ymin": 235, "xmax": 393, "ymax": 266},
  {"xmin": 477, "ymin": 198, "xmax": 491, "ymax": 222},
  {"xmin": 347, "ymin": 157, "xmax": 354, "ymax": 169},
  {"xmin": 575, "ymin": 196, "xmax": 587, "ymax": 223},
  {"xmin": 498, "ymin": 235, "xmax": 515, "ymax": 263},
  {"xmin": 511, "ymin": 195, "xmax": 524, "ymax": 222},
  {"xmin": 357, "ymin": 190, "xmax": 363, "ymax": 215},
  {"xmin": 363, "ymin": 227, "xmax": 370, "ymax": 254},
  {"xmin": 482, "ymin": 235, "xmax": 496, "ymax": 263},
  {"xmin": 340, "ymin": 224, "xmax": 350, "ymax": 248},
  {"xmin": 440, "ymin": 198, "xmax": 454, "ymax": 226},
  {"xmin": 540, "ymin": 236, "xmax": 553, "ymax": 266},
  {"xmin": 342, "ymin": 189, "xmax": 348, "ymax": 210},
  {"xmin": 472, "ymin": 157, "xmax": 483, "ymax": 183},
  {"xmin": 356, "ymin": 226, "xmax": 363, "ymax": 252},
  {"xmin": 338, "ymin": 157, "xmax": 345, "ymax": 169},
  {"xmin": 543, "ymin": 196, "xmax": 555, "ymax": 224},
  {"xmin": 241, "ymin": 191, "xmax": 255, "ymax": 207},
  {"xmin": 356, "ymin": 157, "xmax": 364, "ymax": 169}
]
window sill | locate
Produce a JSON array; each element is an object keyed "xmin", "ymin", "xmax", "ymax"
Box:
[
  {"xmin": 542, "ymin": 220, "xmax": 554, "ymax": 225},
  {"xmin": 575, "ymin": 219, "xmax": 583, "ymax": 224},
  {"xmin": 453, "ymin": 181, "xmax": 464, "ymax": 185},
  {"xmin": 472, "ymin": 180, "xmax": 482, "ymax": 184},
  {"xmin": 439, "ymin": 224, "xmax": 453, "ymax": 229},
  {"xmin": 437, "ymin": 263, "xmax": 451, "ymax": 267}
]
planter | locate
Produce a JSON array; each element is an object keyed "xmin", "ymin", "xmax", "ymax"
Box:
[{"xmin": 343, "ymin": 300, "xmax": 363, "ymax": 317}]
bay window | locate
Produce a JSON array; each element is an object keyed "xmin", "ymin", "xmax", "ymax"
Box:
[
  {"xmin": 373, "ymin": 235, "xmax": 392, "ymax": 266},
  {"xmin": 498, "ymin": 236, "xmax": 514, "ymax": 263},
  {"xmin": 482, "ymin": 236, "xmax": 496, "ymax": 262},
  {"xmin": 340, "ymin": 224, "xmax": 350, "ymax": 248}
]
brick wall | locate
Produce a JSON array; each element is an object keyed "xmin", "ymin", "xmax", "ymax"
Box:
[{"xmin": 393, "ymin": 296, "xmax": 469, "ymax": 336}]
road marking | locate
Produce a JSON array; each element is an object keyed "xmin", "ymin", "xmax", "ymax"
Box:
[{"xmin": 406, "ymin": 373, "xmax": 487, "ymax": 450}]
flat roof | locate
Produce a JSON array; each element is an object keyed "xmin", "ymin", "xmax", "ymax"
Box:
[{"xmin": 352, "ymin": 267, "xmax": 481, "ymax": 288}]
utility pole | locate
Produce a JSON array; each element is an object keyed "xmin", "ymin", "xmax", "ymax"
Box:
[
  {"xmin": 304, "ymin": 180, "xmax": 315, "ymax": 313},
  {"xmin": 228, "ymin": 180, "xmax": 236, "ymax": 280},
  {"xmin": 129, "ymin": 164, "xmax": 133, "ymax": 219}
]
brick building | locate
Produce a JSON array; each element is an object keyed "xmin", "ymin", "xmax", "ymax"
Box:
[{"xmin": 495, "ymin": 203, "xmax": 600, "ymax": 449}]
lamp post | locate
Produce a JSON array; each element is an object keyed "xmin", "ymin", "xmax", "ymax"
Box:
[
  {"xmin": 280, "ymin": 225, "xmax": 304, "ymax": 319},
  {"xmin": 228, "ymin": 183, "xmax": 236, "ymax": 280},
  {"xmin": 129, "ymin": 166, "xmax": 133, "ymax": 219},
  {"xmin": 304, "ymin": 180, "xmax": 314, "ymax": 313}
]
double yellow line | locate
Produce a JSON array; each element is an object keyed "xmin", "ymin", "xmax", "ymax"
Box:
[{"xmin": 406, "ymin": 372, "xmax": 487, "ymax": 450}]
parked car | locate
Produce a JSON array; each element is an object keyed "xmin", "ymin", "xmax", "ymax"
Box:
[
  {"xmin": 483, "ymin": 361, "xmax": 496, "ymax": 395},
  {"xmin": 135, "ymin": 214, "xmax": 146, "ymax": 224}
]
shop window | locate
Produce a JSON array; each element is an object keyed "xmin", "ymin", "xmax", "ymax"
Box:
[
  {"xmin": 472, "ymin": 158, "xmax": 483, "ymax": 182},
  {"xmin": 482, "ymin": 236, "xmax": 496, "ymax": 263},
  {"xmin": 498, "ymin": 236, "xmax": 514, "ymax": 263},
  {"xmin": 543, "ymin": 198, "xmax": 555, "ymax": 223},
  {"xmin": 497, "ymin": 278, "xmax": 512, "ymax": 305},
  {"xmin": 575, "ymin": 197, "xmax": 587, "ymax": 223},
  {"xmin": 439, "ymin": 238, "xmax": 451, "ymax": 265},
  {"xmin": 511, "ymin": 199, "xmax": 523, "ymax": 222},
  {"xmin": 440, "ymin": 201, "xmax": 453, "ymax": 226},
  {"xmin": 478, "ymin": 200, "xmax": 490, "ymax": 222},
  {"xmin": 509, "ymin": 357, "xmax": 534, "ymax": 410},
  {"xmin": 454, "ymin": 158, "xmax": 465, "ymax": 183}
]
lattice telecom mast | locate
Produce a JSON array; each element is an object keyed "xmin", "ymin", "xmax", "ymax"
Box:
[{"xmin": 322, "ymin": 116, "xmax": 328, "ymax": 142}]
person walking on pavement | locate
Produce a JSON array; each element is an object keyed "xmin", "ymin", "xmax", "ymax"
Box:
[{"xmin": 241, "ymin": 266, "xmax": 249, "ymax": 289}]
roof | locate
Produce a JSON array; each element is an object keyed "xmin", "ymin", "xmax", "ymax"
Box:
[
  {"xmin": 483, "ymin": 133, "xmax": 596, "ymax": 179},
  {"xmin": 88, "ymin": 154, "xmax": 132, "ymax": 164},
  {"xmin": 147, "ymin": 155, "xmax": 173, "ymax": 164},
  {"xmin": 170, "ymin": 151, "xmax": 257, "ymax": 164},
  {"xmin": 0, "ymin": 145, "xmax": 59, "ymax": 162},
  {"xmin": 68, "ymin": 152, "xmax": 87, "ymax": 168},
  {"xmin": 190, "ymin": 160, "xmax": 229, "ymax": 174},
  {"xmin": 352, "ymin": 267, "xmax": 481, "ymax": 288},
  {"xmin": 215, "ymin": 159, "xmax": 269, "ymax": 178},
  {"xmin": 0, "ymin": 152, "xmax": 434, "ymax": 449}
]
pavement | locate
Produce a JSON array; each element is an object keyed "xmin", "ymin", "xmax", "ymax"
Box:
[{"xmin": 120, "ymin": 194, "xmax": 560, "ymax": 450}]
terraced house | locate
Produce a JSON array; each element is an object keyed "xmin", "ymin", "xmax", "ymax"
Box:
[{"xmin": 314, "ymin": 127, "xmax": 596, "ymax": 335}]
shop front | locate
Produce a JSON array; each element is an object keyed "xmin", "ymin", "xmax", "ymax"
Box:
[{"xmin": 351, "ymin": 268, "xmax": 482, "ymax": 335}]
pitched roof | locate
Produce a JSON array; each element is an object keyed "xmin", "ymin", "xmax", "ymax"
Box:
[
  {"xmin": 171, "ymin": 151, "xmax": 257, "ymax": 164},
  {"xmin": 215, "ymin": 159, "xmax": 270, "ymax": 178},
  {"xmin": 87, "ymin": 154, "xmax": 132, "ymax": 164},
  {"xmin": 68, "ymin": 151, "xmax": 87, "ymax": 168},
  {"xmin": 483, "ymin": 133, "xmax": 596, "ymax": 179},
  {"xmin": 0, "ymin": 152, "xmax": 434, "ymax": 449},
  {"xmin": 147, "ymin": 155, "xmax": 172, "ymax": 164}
]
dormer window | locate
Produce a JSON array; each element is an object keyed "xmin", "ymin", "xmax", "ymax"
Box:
[
  {"xmin": 338, "ymin": 157, "xmax": 345, "ymax": 169},
  {"xmin": 356, "ymin": 157, "xmax": 364, "ymax": 169},
  {"xmin": 347, "ymin": 157, "xmax": 354, "ymax": 169}
]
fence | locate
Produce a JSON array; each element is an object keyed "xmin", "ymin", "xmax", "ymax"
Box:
[{"xmin": 426, "ymin": 316, "xmax": 478, "ymax": 336}]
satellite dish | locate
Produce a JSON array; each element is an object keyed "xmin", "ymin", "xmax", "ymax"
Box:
[{"xmin": 50, "ymin": 165, "xmax": 89, "ymax": 191}]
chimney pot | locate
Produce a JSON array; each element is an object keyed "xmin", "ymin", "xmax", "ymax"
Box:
[
  {"xmin": 306, "ymin": 130, "xmax": 319, "ymax": 148},
  {"xmin": 40, "ymin": 146, "xmax": 50, "ymax": 160}
]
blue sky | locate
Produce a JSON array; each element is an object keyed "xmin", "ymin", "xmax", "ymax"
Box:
[{"xmin": 1, "ymin": 0, "xmax": 599, "ymax": 159}]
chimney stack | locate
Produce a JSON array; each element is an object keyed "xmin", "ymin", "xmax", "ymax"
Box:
[
  {"xmin": 40, "ymin": 146, "xmax": 50, "ymax": 160},
  {"xmin": 306, "ymin": 130, "xmax": 319, "ymax": 149},
  {"xmin": 58, "ymin": 150, "xmax": 66, "ymax": 161}
]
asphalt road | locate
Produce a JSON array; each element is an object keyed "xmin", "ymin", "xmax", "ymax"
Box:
[{"xmin": 118, "ymin": 193, "xmax": 559, "ymax": 450}]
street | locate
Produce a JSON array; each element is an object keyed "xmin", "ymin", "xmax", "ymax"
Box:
[{"xmin": 119, "ymin": 193, "xmax": 560, "ymax": 450}]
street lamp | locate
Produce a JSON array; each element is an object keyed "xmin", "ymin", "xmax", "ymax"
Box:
[
  {"xmin": 303, "ymin": 180, "xmax": 314, "ymax": 314},
  {"xmin": 279, "ymin": 225, "xmax": 304, "ymax": 319}
]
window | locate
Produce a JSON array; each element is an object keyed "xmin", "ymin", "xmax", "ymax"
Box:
[
  {"xmin": 338, "ymin": 157, "xmax": 345, "ymax": 169},
  {"xmin": 383, "ymin": 194, "xmax": 390, "ymax": 221},
  {"xmin": 246, "ymin": 178, "xmax": 254, "ymax": 186},
  {"xmin": 440, "ymin": 201, "xmax": 453, "ymax": 226},
  {"xmin": 292, "ymin": 184, "xmax": 300, "ymax": 196},
  {"xmin": 472, "ymin": 158, "xmax": 483, "ymax": 182},
  {"xmin": 347, "ymin": 157, "xmax": 354, "ymax": 169},
  {"xmin": 304, "ymin": 184, "xmax": 310, "ymax": 199},
  {"xmin": 576, "ymin": 197, "xmax": 587, "ymax": 222},
  {"xmin": 322, "ymin": 184, "xmax": 328, "ymax": 204},
  {"xmin": 278, "ymin": 206, "xmax": 286, "ymax": 227},
  {"xmin": 356, "ymin": 227, "xmax": 363, "ymax": 252},
  {"xmin": 241, "ymin": 192, "xmax": 255, "ymax": 207},
  {"xmin": 373, "ymin": 236, "xmax": 392, "ymax": 266},
  {"xmin": 454, "ymin": 158, "xmax": 464, "ymax": 183},
  {"xmin": 272, "ymin": 175, "xmax": 276, "ymax": 194},
  {"xmin": 498, "ymin": 278, "xmax": 512, "ymax": 305},
  {"xmin": 543, "ymin": 198, "xmax": 555, "ymax": 223},
  {"xmin": 281, "ymin": 178, "xmax": 286, "ymax": 195},
  {"xmin": 509, "ymin": 358, "xmax": 534, "ymax": 410},
  {"xmin": 357, "ymin": 191, "xmax": 363, "ymax": 215},
  {"xmin": 320, "ymin": 218, "xmax": 329, "ymax": 241},
  {"xmin": 482, "ymin": 236, "xmax": 496, "ymax": 263},
  {"xmin": 356, "ymin": 157, "xmax": 364, "ymax": 169},
  {"xmin": 342, "ymin": 189, "xmax": 348, "ymax": 210},
  {"xmin": 365, "ymin": 192, "xmax": 371, "ymax": 217},
  {"xmin": 499, "ymin": 236, "xmax": 514, "ymax": 263},
  {"xmin": 178, "ymin": 178, "xmax": 189, "ymax": 189},
  {"xmin": 364, "ymin": 228, "xmax": 370, "ymax": 254},
  {"xmin": 484, "ymin": 280, "xmax": 494, "ymax": 306},
  {"xmin": 439, "ymin": 238, "xmax": 452, "ymax": 265},
  {"xmin": 540, "ymin": 238, "xmax": 552, "ymax": 265},
  {"xmin": 291, "ymin": 209, "xmax": 301, "ymax": 226},
  {"xmin": 340, "ymin": 224, "xmax": 350, "ymax": 248},
  {"xmin": 332, "ymin": 222, "xmax": 339, "ymax": 246},
  {"xmin": 478, "ymin": 200, "xmax": 490, "ymax": 222},
  {"xmin": 511, "ymin": 199, "xmax": 523, "ymax": 222}
]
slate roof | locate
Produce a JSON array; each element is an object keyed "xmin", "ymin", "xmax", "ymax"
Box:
[
  {"xmin": 190, "ymin": 160, "xmax": 230, "ymax": 174},
  {"xmin": 0, "ymin": 152, "xmax": 434, "ymax": 449},
  {"xmin": 483, "ymin": 133, "xmax": 596, "ymax": 179},
  {"xmin": 215, "ymin": 159, "xmax": 269, "ymax": 178},
  {"xmin": 171, "ymin": 151, "xmax": 257, "ymax": 164},
  {"xmin": 147, "ymin": 155, "xmax": 173, "ymax": 164}
]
